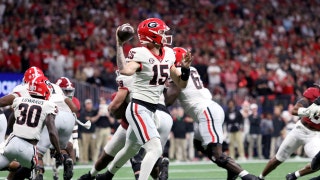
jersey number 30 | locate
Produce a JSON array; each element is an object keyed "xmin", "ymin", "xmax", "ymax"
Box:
[{"xmin": 16, "ymin": 103, "xmax": 42, "ymax": 127}]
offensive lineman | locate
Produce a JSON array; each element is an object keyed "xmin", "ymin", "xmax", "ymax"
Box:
[{"xmin": 165, "ymin": 47, "xmax": 259, "ymax": 180}]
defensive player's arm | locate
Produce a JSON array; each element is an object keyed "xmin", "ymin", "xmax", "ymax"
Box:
[
  {"xmin": 292, "ymin": 97, "xmax": 310, "ymax": 116},
  {"xmin": 45, "ymin": 113, "xmax": 61, "ymax": 154},
  {"xmin": 64, "ymin": 97, "xmax": 79, "ymax": 113},
  {"xmin": 0, "ymin": 94, "xmax": 15, "ymax": 107},
  {"xmin": 164, "ymin": 81, "xmax": 181, "ymax": 106},
  {"xmin": 170, "ymin": 49, "xmax": 193, "ymax": 88},
  {"xmin": 108, "ymin": 88, "xmax": 128, "ymax": 114},
  {"xmin": 7, "ymin": 111, "xmax": 15, "ymax": 131}
]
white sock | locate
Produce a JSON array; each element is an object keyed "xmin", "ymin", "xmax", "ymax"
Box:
[
  {"xmin": 139, "ymin": 138, "xmax": 162, "ymax": 180},
  {"xmin": 259, "ymin": 174, "xmax": 265, "ymax": 179},
  {"xmin": 90, "ymin": 167, "xmax": 98, "ymax": 176},
  {"xmin": 295, "ymin": 171, "xmax": 300, "ymax": 178},
  {"xmin": 239, "ymin": 170, "xmax": 249, "ymax": 177}
]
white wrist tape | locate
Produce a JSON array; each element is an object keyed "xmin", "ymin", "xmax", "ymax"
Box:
[{"xmin": 298, "ymin": 108, "xmax": 310, "ymax": 117}]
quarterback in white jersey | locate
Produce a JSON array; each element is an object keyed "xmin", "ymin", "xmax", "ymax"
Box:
[
  {"xmin": 165, "ymin": 47, "xmax": 258, "ymax": 180},
  {"xmin": 0, "ymin": 77, "xmax": 62, "ymax": 179},
  {"xmin": 98, "ymin": 18, "xmax": 193, "ymax": 180}
]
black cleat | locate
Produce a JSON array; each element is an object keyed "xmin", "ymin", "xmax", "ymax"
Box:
[
  {"xmin": 242, "ymin": 174, "xmax": 259, "ymax": 180},
  {"xmin": 286, "ymin": 173, "xmax": 297, "ymax": 180},
  {"xmin": 78, "ymin": 171, "xmax": 95, "ymax": 180},
  {"xmin": 34, "ymin": 174, "xmax": 43, "ymax": 180},
  {"xmin": 96, "ymin": 171, "xmax": 114, "ymax": 180},
  {"xmin": 159, "ymin": 157, "xmax": 169, "ymax": 180},
  {"xmin": 310, "ymin": 175, "xmax": 320, "ymax": 180},
  {"xmin": 63, "ymin": 157, "xmax": 74, "ymax": 180}
]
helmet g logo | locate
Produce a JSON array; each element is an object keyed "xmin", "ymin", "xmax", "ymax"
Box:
[{"xmin": 148, "ymin": 22, "xmax": 158, "ymax": 28}]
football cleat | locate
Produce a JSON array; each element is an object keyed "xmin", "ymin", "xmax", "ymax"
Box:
[
  {"xmin": 242, "ymin": 174, "xmax": 259, "ymax": 180},
  {"xmin": 63, "ymin": 156, "xmax": 74, "ymax": 180},
  {"xmin": 159, "ymin": 157, "xmax": 169, "ymax": 180},
  {"xmin": 34, "ymin": 174, "xmax": 43, "ymax": 180},
  {"xmin": 95, "ymin": 171, "xmax": 114, "ymax": 180},
  {"xmin": 286, "ymin": 173, "xmax": 297, "ymax": 180},
  {"xmin": 78, "ymin": 171, "xmax": 95, "ymax": 180},
  {"xmin": 310, "ymin": 175, "xmax": 320, "ymax": 180}
]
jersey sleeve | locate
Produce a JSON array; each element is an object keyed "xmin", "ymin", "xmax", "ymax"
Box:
[
  {"xmin": 11, "ymin": 97, "xmax": 20, "ymax": 109},
  {"xmin": 44, "ymin": 101, "xmax": 59, "ymax": 116},
  {"xmin": 116, "ymin": 74, "xmax": 133, "ymax": 91}
]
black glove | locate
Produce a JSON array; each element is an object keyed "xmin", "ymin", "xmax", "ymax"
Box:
[{"xmin": 314, "ymin": 97, "xmax": 320, "ymax": 105}]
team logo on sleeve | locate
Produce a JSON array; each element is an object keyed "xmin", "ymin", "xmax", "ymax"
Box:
[{"xmin": 149, "ymin": 58, "xmax": 155, "ymax": 64}]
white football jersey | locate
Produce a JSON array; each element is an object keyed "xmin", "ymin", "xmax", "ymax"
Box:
[
  {"xmin": 176, "ymin": 66, "xmax": 213, "ymax": 119},
  {"xmin": 126, "ymin": 46, "xmax": 175, "ymax": 104},
  {"xmin": 11, "ymin": 84, "xmax": 30, "ymax": 98},
  {"xmin": 116, "ymin": 74, "xmax": 135, "ymax": 103},
  {"xmin": 12, "ymin": 96, "xmax": 58, "ymax": 140},
  {"xmin": 49, "ymin": 83, "xmax": 71, "ymax": 113}
]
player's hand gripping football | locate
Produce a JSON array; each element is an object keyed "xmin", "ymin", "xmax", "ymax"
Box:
[
  {"xmin": 116, "ymin": 23, "xmax": 134, "ymax": 46},
  {"xmin": 181, "ymin": 49, "xmax": 193, "ymax": 69}
]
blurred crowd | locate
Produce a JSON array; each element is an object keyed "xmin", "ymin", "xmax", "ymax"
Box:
[
  {"xmin": 0, "ymin": 0, "xmax": 320, "ymax": 111},
  {"xmin": 0, "ymin": 0, "xmax": 320, "ymax": 162}
]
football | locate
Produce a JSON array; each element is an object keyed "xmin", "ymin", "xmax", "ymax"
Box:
[{"xmin": 117, "ymin": 23, "xmax": 134, "ymax": 42}]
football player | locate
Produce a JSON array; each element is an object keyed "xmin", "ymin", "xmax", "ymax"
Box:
[
  {"xmin": 258, "ymin": 86, "xmax": 320, "ymax": 180},
  {"xmin": 96, "ymin": 18, "xmax": 192, "ymax": 180},
  {"xmin": 0, "ymin": 76, "xmax": 62, "ymax": 179},
  {"xmin": 35, "ymin": 76, "xmax": 78, "ymax": 180},
  {"xmin": 164, "ymin": 47, "xmax": 259, "ymax": 180},
  {"xmin": 79, "ymin": 72, "xmax": 172, "ymax": 180},
  {"xmin": 0, "ymin": 108, "xmax": 7, "ymax": 142},
  {"xmin": 0, "ymin": 66, "xmax": 44, "ymax": 179}
]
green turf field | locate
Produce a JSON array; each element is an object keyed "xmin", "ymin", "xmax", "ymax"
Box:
[{"xmin": 1, "ymin": 158, "xmax": 319, "ymax": 179}]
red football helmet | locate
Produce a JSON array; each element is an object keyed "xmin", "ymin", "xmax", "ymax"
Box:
[
  {"xmin": 303, "ymin": 87, "xmax": 320, "ymax": 102},
  {"xmin": 23, "ymin": 66, "xmax": 44, "ymax": 84},
  {"xmin": 55, "ymin": 77, "xmax": 75, "ymax": 98},
  {"xmin": 28, "ymin": 76, "xmax": 51, "ymax": 100},
  {"xmin": 173, "ymin": 47, "xmax": 187, "ymax": 67},
  {"xmin": 137, "ymin": 18, "xmax": 172, "ymax": 46}
]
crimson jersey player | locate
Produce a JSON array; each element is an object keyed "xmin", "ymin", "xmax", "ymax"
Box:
[{"xmin": 259, "ymin": 86, "xmax": 320, "ymax": 180}]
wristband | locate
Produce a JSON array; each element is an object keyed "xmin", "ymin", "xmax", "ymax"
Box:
[
  {"xmin": 180, "ymin": 67, "xmax": 190, "ymax": 81},
  {"xmin": 297, "ymin": 108, "xmax": 309, "ymax": 117}
]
